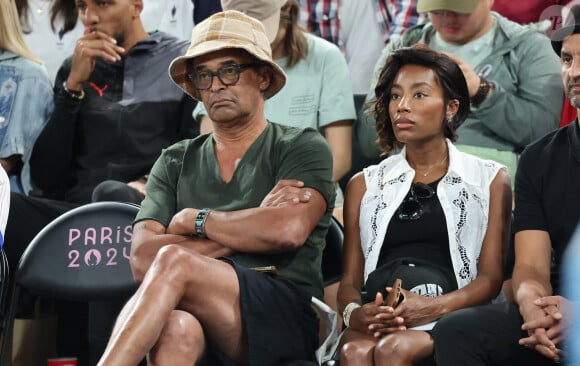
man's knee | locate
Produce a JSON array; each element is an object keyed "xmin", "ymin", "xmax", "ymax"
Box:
[
  {"xmin": 161, "ymin": 310, "xmax": 204, "ymax": 347},
  {"xmin": 149, "ymin": 310, "xmax": 205, "ymax": 363},
  {"xmin": 432, "ymin": 308, "xmax": 478, "ymax": 342},
  {"xmin": 155, "ymin": 245, "xmax": 195, "ymax": 269},
  {"xmin": 432, "ymin": 307, "xmax": 491, "ymax": 365},
  {"xmin": 152, "ymin": 245, "xmax": 206, "ymax": 282}
]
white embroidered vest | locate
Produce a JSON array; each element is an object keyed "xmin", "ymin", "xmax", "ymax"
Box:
[{"xmin": 360, "ymin": 141, "xmax": 504, "ymax": 289}]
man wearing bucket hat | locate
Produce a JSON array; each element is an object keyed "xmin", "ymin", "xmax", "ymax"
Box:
[
  {"xmin": 194, "ymin": 0, "xmax": 355, "ymax": 224},
  {"xmin": 98, "ymin": 10, "xmax": 335, "ymax": 365},
  {"xmin": 360, "ymin": 0, "xmax": 562, "ymax": 186},
  {"xmin": 431, "ymin": 4, "xmax": 580, "ymax": 365}
]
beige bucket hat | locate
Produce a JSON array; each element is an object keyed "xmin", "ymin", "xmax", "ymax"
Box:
[
  {"xmin": 168, "ymin": 10, "xmax": 287, "ymax": 101},
  {"xmin": 417, "ymin": 0, "xmax": 478, "ymax": 14},
  {"xmin": 221, "ymin": 0, "xmax": 288, "ymax": 42}
]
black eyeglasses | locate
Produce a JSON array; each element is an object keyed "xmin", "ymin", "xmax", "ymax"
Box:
[
  {"xmin": 188, "ymin": 63, "xmax": 259, "ymax": 90},
  {"xmin": 396, "ymin": 182, "xmax": 435, "ymax": 221}
]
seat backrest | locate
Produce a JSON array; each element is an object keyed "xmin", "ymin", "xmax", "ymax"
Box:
[
  {"xmin": 0, "ymin": 249, "xmax": 8, "ymax": 316},
  {"xmin": 322, "ymin": 216, "xmax": 344, "ymax": 286},
  {"xmin": 354, "ymin": 93, "xmax": 366, "ymax": 115},
  {"xmin": 15, "ymin": 201, "xmax": 140, "ymax": 302}
]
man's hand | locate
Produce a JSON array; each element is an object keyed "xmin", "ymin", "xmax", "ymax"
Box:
[
  {"xmin": 519, "ymin": 296, "xmax": 569, "ymax": 361},
  {"xmin": 260, "ymin": 179, "xmax": 311, "ymax": 207},
  {"xmin": 166, "ymin": 208, "xmax": 197, "ymax": 236},
  {"xmin": 127, "ymin": 178, "xmax": 147, "ymax": 197},
  {"xmin": 67, "ymin": 28, "xmax": 125, "ymax": 89},
  {"xmin": 443, "ymin": 53, "xmax": 482, "ymax": 97}
]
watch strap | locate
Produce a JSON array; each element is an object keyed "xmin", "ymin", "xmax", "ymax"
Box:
[{"xmin": 471, "ymin": 77, "xmax": 492, "ymax": 107}]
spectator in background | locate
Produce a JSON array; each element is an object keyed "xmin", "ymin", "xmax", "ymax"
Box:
[
  {"xmin": 298, "ymin": 0, "xmax": 340, "ymax": 45},
  {"xmin": 16, "ymin": 0, "xmax": 84, "ymax": 84},
  {"xmin": 432, "ymin": 5, "xmax": 580, "ymax": 364},
  {"xmin": 17, "ymin": 0, "xmax": 195, "ymax": 85},
  {"xmin": 342, "ymin": 0, "xmax": 425, "ymax": 94},
  {"xmin": 492, "ymin": 0, "xmax": 572, "ymax": 25},
  {"xmin": 140, "ymin": 0, "xmax": 194, "ymax": 41},
  {"xmin": 195, "ymin": 0, "xmax": 355, "ymax": 223},
  {"xmin": 490, "ymin": 1, "xmax": 580, "ymax": 128},
  {"xmin": 361, "ymin": 0, "xmax": 562, "ymax": 185},
  {"xmin": 4, "ymin": 0, "xmax": 197, "ymax": 361},
  {"xmin": 192, "ymin": 0, "xmax": 221, "ymax": 25},
  {"xmin": 1, "ymin": 0, "xmax": 52, "ymax": 194}
]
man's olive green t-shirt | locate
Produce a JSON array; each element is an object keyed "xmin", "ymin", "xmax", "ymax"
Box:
[{"xmin": 136, "ymin": 123, "xmax": 335, "ymax": 299}]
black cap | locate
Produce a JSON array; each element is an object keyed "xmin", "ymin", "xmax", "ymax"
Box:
[{"xmin": 552, "ymin": 5, "xmax": 580, "ymax": 56}]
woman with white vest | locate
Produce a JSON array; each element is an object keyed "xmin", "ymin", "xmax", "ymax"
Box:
[{"xmin": 337, "ymin": 45, "xmax": 512, "ymax": 366}]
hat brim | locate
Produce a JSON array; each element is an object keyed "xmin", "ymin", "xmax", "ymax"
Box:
[
  {"xmin": 417, "ymin": 0, "xmax": 478, "ymax": 14},
  {"xmin": 169, "ymin": 43, "xmax": 286, "ymax": 101}
]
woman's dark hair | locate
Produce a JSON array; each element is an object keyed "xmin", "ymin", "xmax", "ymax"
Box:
[
  {"xmin": 372, "ymin": 44, "xmax": 470, "ymax": 155},
  {"xmin": 16, "ymin": 0, "xmax": 78, "ymax": 34}
]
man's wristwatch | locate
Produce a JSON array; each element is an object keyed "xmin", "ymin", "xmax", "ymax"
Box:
[
  {"xmin": 342, "ymin": 302, "xmax": 361, "ymax": 328},
  {"xmin": 62, "ymin": 81, "xmax": 85, "ymax": 100},
  {"xmin": 194, "ymin": 208, "xmax": 211, "ymax": 238},
  {"xmin": 471, "ymin": 77, "xmax": 493, "ymax": 107}
]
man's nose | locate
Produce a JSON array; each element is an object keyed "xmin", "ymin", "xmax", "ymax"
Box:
[
  {"xmin": 569, "ymin": 59, "xmax": 580, "ymax": 79},
  {"xmin": 81, "ymin": 4, "xmax": 99, "ymax": 27}
]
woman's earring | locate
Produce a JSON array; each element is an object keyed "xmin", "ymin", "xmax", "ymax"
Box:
[{"xmin": 447, "ymin": 116, "xmax": 453, "ymax": 124}]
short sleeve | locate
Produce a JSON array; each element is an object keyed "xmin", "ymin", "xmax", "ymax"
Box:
[
  {"xmin": 513, "ymin": 146, "xmax": 546, "ymax": 233},
  {"xmin": 275, "ymin": 128, "xmax": 336, "ymax": 210},
  {"xmin": 135, "ymin": 142, "xmax": 187, "ymax": 226},
  {"xmin": 317, "ymin": 43, "xmax": 356, "ymax": 127}
]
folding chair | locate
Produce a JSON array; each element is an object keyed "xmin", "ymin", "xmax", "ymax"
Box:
[{"xmin": 0, "ymin": 201, "xmax": 140, "ymax": 364}]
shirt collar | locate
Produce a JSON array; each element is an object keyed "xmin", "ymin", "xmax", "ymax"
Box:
[
  {"xmin": 569, "ymin": 119, "xmax": 580, "ymax": 162},
  {"xmin": 0, "ymin": 50, "xmax": 19, "ymax": 62},
  {"xmin": 387, "ymin": 139, "xmax": 493, "ymax": 186}
]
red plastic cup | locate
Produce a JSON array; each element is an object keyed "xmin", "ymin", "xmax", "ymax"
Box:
[{"xmin": 47, "ymin": 357, "xmax": 78, "ymax": 366}]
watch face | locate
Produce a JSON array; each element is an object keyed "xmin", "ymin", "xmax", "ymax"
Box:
[{"xmin": 194, "ymin": 209, "xmax": 210, "ymax": 237}]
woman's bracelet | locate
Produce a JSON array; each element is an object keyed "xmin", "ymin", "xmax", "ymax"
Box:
[{"xmin": 342, "ymin": 302, "xmax": 361, "ymax": 328}]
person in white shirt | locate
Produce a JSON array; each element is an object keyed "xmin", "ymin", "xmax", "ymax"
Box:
[
  {"xmin": 16, "ymin": 0, "xmax": 84, "ymax": 84},
  {"xmin": 140, "ymin": 0, "xmax": 194, "ymax": 41}
]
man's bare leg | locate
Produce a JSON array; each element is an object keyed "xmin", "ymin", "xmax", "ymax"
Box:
[
  {"xmin": 147, "ymin": 310, "xmax": 205, "ymax": 365},
  {"xmin": 98, "ymin": 245, "xmax": 248, "ymax": 365}
]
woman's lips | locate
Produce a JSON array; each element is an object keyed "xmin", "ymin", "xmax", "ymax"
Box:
[{"xmin": 394, "ymin": 117, "xmax": 414, "ymax": 129}]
